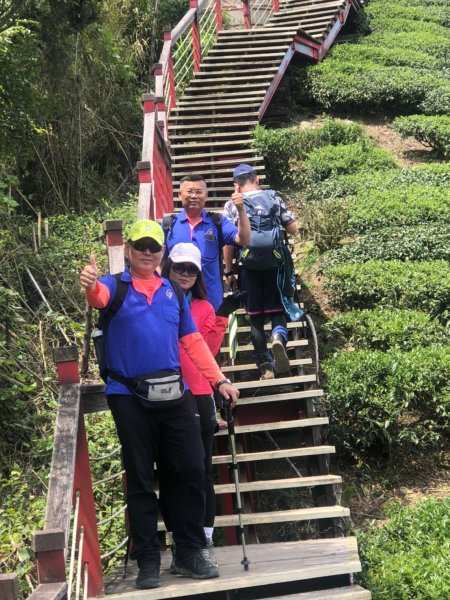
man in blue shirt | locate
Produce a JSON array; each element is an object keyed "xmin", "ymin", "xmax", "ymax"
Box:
[
  {"xmin": 80, "ymin": 220, "xmax": 239, "ymax": 589},
  {"xmin": 164, "ymin": 175, "xmax": 251, "ymax": 311}
]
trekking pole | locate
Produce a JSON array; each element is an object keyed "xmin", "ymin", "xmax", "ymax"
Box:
[{"xmin": 225, "ymin": 401, "xmax": 250, "ymax": 571}]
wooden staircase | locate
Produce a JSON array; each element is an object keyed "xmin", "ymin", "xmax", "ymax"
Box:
[{"xmin": 170, "ymin": 0, "xmax": 354, "ymax": 210}]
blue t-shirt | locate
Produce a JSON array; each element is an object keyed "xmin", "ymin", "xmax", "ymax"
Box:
[
  {"xmin": 165, "ymin": 209, "xmax": 238, "ymax": 310},
  {"xmin": 99, "ymin": 270, "xmax": 197, "ymax": 396}
]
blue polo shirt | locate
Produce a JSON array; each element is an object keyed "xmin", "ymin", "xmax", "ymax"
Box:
[
  {"xmin": 165, "ymin": 209, "xmax": 238, "ymax": 310},
  {"xmin": 99, "ymin": 270, "xmax": 197, "ymax": 396}
]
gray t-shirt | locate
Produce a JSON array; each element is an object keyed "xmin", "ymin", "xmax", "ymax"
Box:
[{"xmin": 223, "ymin": 189, "xmax": 294, "ymax": 227}]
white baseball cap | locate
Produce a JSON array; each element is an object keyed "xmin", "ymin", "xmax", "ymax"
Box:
[{"xmin": 169, "ymin": 243, "xmax": 202, "ymax": 271}]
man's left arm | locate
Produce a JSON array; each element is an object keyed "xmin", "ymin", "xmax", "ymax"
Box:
[
  {"xmin": 226, "ymin": 192, "xmax": 250, "ymax": 246},
  {"xmin": 279, "ymin": 194, "xmax": 299, "ymax": 236}
]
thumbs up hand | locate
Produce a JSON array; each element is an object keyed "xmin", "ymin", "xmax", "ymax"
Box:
[{"xmin": 80, "ymin": 254, "xmax": 99, "ymax": 290}]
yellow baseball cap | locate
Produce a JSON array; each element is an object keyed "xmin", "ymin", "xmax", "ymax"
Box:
[{"xmin": 126, "ymin": 219, "xmax": 164, "ymax": 246}]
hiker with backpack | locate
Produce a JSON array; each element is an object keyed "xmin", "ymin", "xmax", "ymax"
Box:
[
  {"xmin": 223, "ymin": 164, "xmax": 299, "ymax": 380},
  {"xmin": 79, "ymin": 219, "xmax": 239, "ymax": 589},
  {"xmin": 163, "ymin": 174, "xmax": 251, "ymax": 311},
  {"xmin": 160, "ymin": 242, "xmax": 238, "ymax": 564}
]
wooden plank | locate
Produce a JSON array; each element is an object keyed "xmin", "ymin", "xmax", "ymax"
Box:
[
  {"xmin": 44, "ymin": 384, "xmax": 80, "ymax": 542},
  {"xmin": 212, "ymin": 445, "xmax": 335, "ymax": 465},
  {"xmin": 267, "ymin": 586, "xmax": 371, "ymax": 599},
  {"xmin": 221, "ymin": 338, "xmax": 308, "ymax": 353},
  {"xmin": 212, "ymin": 505, "xmax": 349, "ymax": 527},
  {"xmin": 238, "ymin": 388, "xmax": 324, "ymax": 406},
  {"xmin": 215, "ymin": 417, "xmax": 328, "ymax": 436},
  {"xmin": 222, "ymin": 357, "xmax": 312, "ymax": 373},
  {"xmin": 234, "ymin": 374, "xmax": 316, "ymax": 390},
  {"xmin": 214, "ymin": 474, "xmax": 342, "ymax": 494},
  {"xmin": 105, "ymin": 538, "xmax": 361, "ymax": 599},
  {"xmin": 0, "ymin": 574, "xmax": 19, "ymax": 600},
  {"xmin": 236, "ymin": 321, "xmax": 306, "ymax": 333},
  {"xmin": 28, "ymin": 582, "xmax": 68, "ymax": 600}
]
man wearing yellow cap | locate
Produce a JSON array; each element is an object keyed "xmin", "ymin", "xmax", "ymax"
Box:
[{"xmin": 80, "ymin": 220, "xmax": 239, "ymax": 589}]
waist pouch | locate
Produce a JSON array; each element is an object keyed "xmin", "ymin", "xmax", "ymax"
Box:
[{"xmin": 108, "ymin": 369, "xmax": 183, "ymax": 405}]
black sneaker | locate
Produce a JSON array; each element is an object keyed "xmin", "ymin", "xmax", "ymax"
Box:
[
  {"xmin": 172, "ymin": 548, "xmax": 219, "ymax": 579},
  {"xmin": 135, "ymin": 561, "xmax": 160, "ymax": 589},
  {"xmin": 271, "ymin": 333, "xmax": 290, "ymax": 374}
]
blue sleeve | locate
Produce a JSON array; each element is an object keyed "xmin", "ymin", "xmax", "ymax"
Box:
[
  {"xmin": 220, "ymin": 215, "xmax": 238, "ymax": 246},
  {"xmin": 179, "ymin": 295, "xmax": 198, "ymax": 338},
  {"xmin": 98, "ymin": 274, "xmax": 117, "ymax": 311}
]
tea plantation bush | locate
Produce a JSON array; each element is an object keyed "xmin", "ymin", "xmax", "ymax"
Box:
[
  {"xmin": 300, "ymin": 0, "xmax": 450, "ymax": 114},
  {"xmin": 324, "ymin": 224, "xmax": 450, "ymax": 265},
  {"xmin": 358, "ymin": 499, "xmax": 450, "ymax": 599},
  {"xmin": 323, "ymin": 308, "xmax": 448, "ymax": 352},
  {"xmin": 323, "ymin": 346, "xmax": 450, "ymax": 458},
  {"xmin": 253, "ymin": 119, "xmax": 363, "ymax": 185},
  {"xmin": 347, "ymin": 185, "xmax": 450, "ymax": 233},
  {"xmin": 299, "ymin": 141, "xmax": 396, "ymax": 183},
  {"xmin": 325, "ymin": 260, "xmax": 450, "ymax": 320},
  {"xmin": 394, "ymin": 115, "xmax": 450, "ymax": 158}
]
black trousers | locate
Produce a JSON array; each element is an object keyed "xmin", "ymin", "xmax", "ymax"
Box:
[{"xmin": 108, "ymin": 394, "xmax": 206, "ymax": 564}]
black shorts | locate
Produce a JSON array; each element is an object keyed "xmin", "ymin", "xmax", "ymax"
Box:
[{"xmin": 240, "ymin": 267, "xmax": 283, "ymax": 315}]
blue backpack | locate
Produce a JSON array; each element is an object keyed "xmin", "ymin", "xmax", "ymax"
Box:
[{"xmin": 240, "ymin": 190, "xmax": 284, "ymax": 271}]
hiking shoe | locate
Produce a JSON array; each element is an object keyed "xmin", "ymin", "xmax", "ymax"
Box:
[
  {"xmin": 271, "ymin": 334, "xmax": 290, "ymax": 374},
  {"xmin": 135, "ymin": 561, "xmax": 160, "ymax": 589},
  {"xmin": 202, "ymin": 538, "xmax": 218, "ymax": 567},
  {"xmin": 259, "ymin": 362, "xmax": 275, "ymax": 380},
  {"xmin": 172, "ymin": 548, "xmax": 219, "ymax": 579}
]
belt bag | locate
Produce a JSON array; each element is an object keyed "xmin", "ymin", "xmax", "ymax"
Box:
[
  {"xmin": 109, "ymin": 369, "xmax": 183, "ymax": 403},
  {"xmin": 135, "ymin": 371, "xmax": 183, "ymax": 403}
]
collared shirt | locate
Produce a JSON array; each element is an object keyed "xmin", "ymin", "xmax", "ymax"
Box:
[
  {"xmin": 164, "ymin": 208, "xmax": 238, "ymax": 310},
  {"xmin": 98, "ymin": 270, "xmax": 197, "ymax": 395}
]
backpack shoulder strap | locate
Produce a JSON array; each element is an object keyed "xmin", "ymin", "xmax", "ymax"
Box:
[
  {"xmin": 207, "ymin": 211, "xmax": 224, "ymax": 278},
  {"xmin": 162, "ymin": 214, "xmax": 176, "ymax": 238},
  {"xmin": 170, "ymin": 280, "xmax": 185, "ymax": 312},
  {"xmin": 98, "ymin": 273, "xmax": 129, "ymax": 329}
]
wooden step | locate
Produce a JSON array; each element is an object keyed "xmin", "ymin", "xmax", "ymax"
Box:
[
  {"xmin": 213, "ymin": 38, "xmax": 293, "ymax": 49},
  {"xmin": 214, "ymin": 474, "xmax": 342, "ymax": 495},
  {"xmin": 184, "ymin": 83, "xmax": 268, "ymax": 94},
  {"xmin": 173, "ymin": 164, "xmax": 265, "ymax": 178},
  {"xmin": 212, "ymin": 445, "xmax": 335, "ymax": 465},
  {"xmin": 273, "ymin": 1, "xmax": 343, "ymax": 17},
  {"xmin": 208, "ymin": 45, "xmax": 289, "ymax": 55},
  {"xmin": 212, "ymin": 505, "xmax": 348, "ymax": 527},
  {"xmin": 221, "ymin": 338, "xmax": 308, "ymax": 354},
  {"xmin": 234, "ymin": 374, "xmax": 316, "ymax": 391},
  {"xmin": 173, "ymin": 173, "xmax": 266, "ymax": 186},
  {"xmin": 195, "ymin": 66, "xmax": 279, "ymax": 77},
  {"xmin": 215, "ymin": 416, "xmax": 328, "ymax": 437},
  {"xmin": 222, "ymin": 357, "xmax": 312, "ymax": 374},
  {"xmin": 266, "ymin": 586, "xmax": 371, "ymax": 600},
  {"xmin": 237, "ymin": 388, "xmax": 324, "ymax": 407},
  {"xmin": 189, "ymin": 74, "xmax": 274, "ymax": 84},
  {"xmin": 172, "ymin": 147, "xmax": 257, "ymax": 161},
  {"xmin": 105, "ymin": 538, "xmax": 362, "ymax": 599},
  {"xmin": 171, "ymin": 138, "xmax": 253, "ymax": 150},
  {"xmin": 235, "ymin": 321, "xmax": 306, "ymax": 334},
  {"xmin": 203, "ymin": 51, "xmax": 285, "ymax": 62},
  {"xmin": 169, "ymin": 111, "xmax": 258, "ymax": 121},
  {"xmin": 217, "ymin": 27, "xmax": 299, "ymax": 37},
  {"xmin": 170, "ymin": 130, "xmax": 256, "ymax": 140},
  {"xmin": 171, "ymin": 102, "xmax": 261, "ymax": 113},
  {"xmin": 168, "ymin": 121, "xmax": 258, "ymax": 130}
]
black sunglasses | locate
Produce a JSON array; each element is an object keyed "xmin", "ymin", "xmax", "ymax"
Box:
[
  {"xmin": 172, "ymin": 263, "xmax": 199, "ymax": 276},
  {"xmin": 130, "ymin": 239, "xmax": 162, "ymax": 253}
]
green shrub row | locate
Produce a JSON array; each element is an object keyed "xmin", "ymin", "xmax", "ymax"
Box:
[
  {"xmin": 324, "ymin": 224, "xmax": 450, "ymax": 265},
  {"xmin": 358, "ymin": 499, "xmax": 450, "ymax": 599},
  {"xmin": 323, "ymin": 308, "xmax": 448, "ymax": 352},
  {"xmin": 394, "ymin": 114, "xmax": 450, "ymax": 158},
  {"xmin": 323, "ymin": 345, "xmax": 450, "ymax": 458},
  {"xmin": 325, "ymin": 260, "xmax": 450, "ymax": 320}
]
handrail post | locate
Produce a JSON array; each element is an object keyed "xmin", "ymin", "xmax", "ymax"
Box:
[
  {"xmin": 190, "ymin": 0, "xmax": 201, "ymax": 72},
  {"xmin": 137, "ymin": 161, "xmax": 154, "ymax": 220},
  {"xmin": 164, "ymin": 31, "xmax": 176, "ymax": 109},
  {"xmin": 32, "ymin": 530, "xmax": 66, "ymax": 585},
  {"xmin": 103, "ymin": 220, "xmax": 124, "ymax": 275},
  {"xmin": 0, "ymin": 574, "xmax": 19, "ymax": 599},
  {"xmin": 242, "ymin": 0, "xmax": 251, "ymax": 29},
  {"xmin": 272, "ymin": 0, "xmax": 280, "ymax": 12},
  {"xmin": 215, "ymin": 0, "xmax": 223, "ymax": 31}
]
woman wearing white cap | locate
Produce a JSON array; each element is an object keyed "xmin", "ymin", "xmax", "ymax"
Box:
[{"xmin": 161, "ymin": 242, "xmax": 230, "ymax": 559}]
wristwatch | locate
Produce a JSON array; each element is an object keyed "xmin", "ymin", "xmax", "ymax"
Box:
[{"xmin": 215, "ymin": 378, "xmax": 232, "ymax": 390}]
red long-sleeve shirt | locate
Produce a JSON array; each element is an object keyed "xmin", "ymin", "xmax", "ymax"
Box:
[{"xmin": 181, "ymin": 298, "xmax": 228, "ymax": 395}]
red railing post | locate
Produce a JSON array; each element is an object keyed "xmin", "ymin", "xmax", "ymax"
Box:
[
  {"xmin": 103, "ymin": 220, "xmax": 124, "ymax": 275},
  {"xmin": 164, "ymin": 31, "xmax": 176, "ymax": 109},
  {"xmin": 190, "ymin": 0, "xmax": 201, "ymax": 72},
  {"xmin": 242, "ymin": 0, "xmax": 251, "ymax": 29},
  {"xmin": 215, "ymin": 0, "xmax": 223, "ymax": 31},
  {"xmin": 0, "ymin": 574, "xmax": 19, "ymax": 599},
  {"xmin": 32, "ymin": 530, "xmax": 66, "ymax": 585},
  {"xmin": 137, "ymin": 161, "xmax": 154, "ymax": 220},
  {"xmin": 272, "ymin": 0, "xmax": 280, "ymax": 12}
]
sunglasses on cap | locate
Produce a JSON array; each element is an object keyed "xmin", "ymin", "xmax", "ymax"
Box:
[
  {"xmin": 172, "ymin": 263, "xmax": 199, "ymax": 276},
  {"xmin": 130, "ymin": 239, "xmax": 162, "ymax": 253}
]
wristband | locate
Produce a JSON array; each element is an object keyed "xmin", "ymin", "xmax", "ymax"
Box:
[{"xmin": 215, "ymin": 378, "xmax": 232, "ymax": 390}]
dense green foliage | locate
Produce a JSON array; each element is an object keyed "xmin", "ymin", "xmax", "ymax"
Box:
[
  {"xmin": 394, "ymin": 115, "xmax": 450, "ymax": 158},
  {"xmin": 324, "ymin": 346, "xmax": 450, "ymax": 457},
  {"xmin": 324, "ymin": 308, "xmax": 448, "ymax": 352},
  {"xmin": 358, "ymin": 499, "xmax": 450, "ymax": 599},
  {"xmin": 298, "ymin": 0, "xmax": 450, "ymax": 115},
  {"xmin": 324, "ymin": 224, "xmax": 450, "ymax": 265},
  {"xmin": 325, "ymin": 260, "xmax": 450, "ymax": 320}
]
